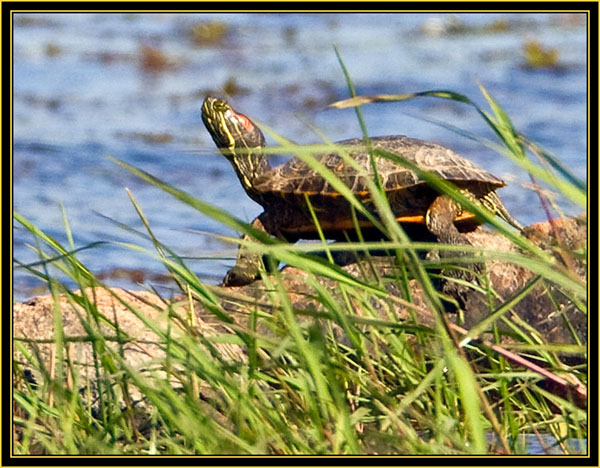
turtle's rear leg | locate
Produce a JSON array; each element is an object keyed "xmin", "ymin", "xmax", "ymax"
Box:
[{"xmin": 222, "ymin": 216, "xmax": 271, "ymax": 287}]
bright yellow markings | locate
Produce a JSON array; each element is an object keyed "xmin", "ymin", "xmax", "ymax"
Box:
[
  {"xmin": 482, "ymin": 193, "xmax": 499, "ymax": 211},
  {"xmin": 217, "ymin": 111, "xmax": 236, "ymax": 151},
  {"xmin": 240, "ymin": 174, "xmax": 253, "ymax": 189},
  {"xmin": 399, "ymin": 212, "xmax": 475, "ymax": 224}
]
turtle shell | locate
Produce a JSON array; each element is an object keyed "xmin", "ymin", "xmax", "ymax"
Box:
[{"xmin": 251, "ymin": 136, "xmax": 505, "ymax": 233}]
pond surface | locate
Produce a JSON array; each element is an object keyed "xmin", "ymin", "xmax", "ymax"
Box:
[{"xmin": 13, "ymin": 12, "xmax": 587, "ymax": 300}]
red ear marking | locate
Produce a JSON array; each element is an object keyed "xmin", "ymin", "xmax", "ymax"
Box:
[{"xmin": 234, "ymin": 113, "xmax": 254, "ymax": 132}]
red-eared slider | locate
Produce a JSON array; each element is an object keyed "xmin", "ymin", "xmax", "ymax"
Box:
[{"xmin": 201, "ymin": 96, "xmax": 522, "ymax": 286}]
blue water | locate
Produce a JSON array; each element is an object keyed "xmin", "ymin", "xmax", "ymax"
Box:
[
  {"xmin": 487, "ymin": 432, "xmax": 587, "ymax": 455},
  {"xmin": 13, "ymin": 13, "xmax": 587, "ymax": 299}
]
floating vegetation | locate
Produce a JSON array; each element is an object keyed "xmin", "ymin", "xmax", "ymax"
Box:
[
  {"xmin": 115, "ymin": 130, "xmax": 173, "ymax": 145},
  {"xmin": 420, "ymin": 15, "xmax": 583, "ymax": 40},
  {"xmin": 221, "ymin": 77, "xmax": 249, "ymax": 97},
  {"xmin": 195, "ymin": 78, "xmax": 250, "ymax": 103},
  {"xmin": 485, "ymin": 18, "xmax": 511, "ymax": 33},
  {"xmin": 14, "ymin": 14, "xmax": 58, "ymax": 28},
  {"xmin": 522, "ymin": 39, "xmax": 561, "ymax": 69},
  {"xmin": 83, "ymin": 50, "xmax": 132, "ymax": 65},
  {"xmin": 283, "ymin": 25, "xmax": 297, "ymax": 46},
  {"xmin": 96, "ymin": 267, "xmax": 173, "ymax": 284},
  {"xmin": 189, "ymin": 20, "xmax": 230, "ymax": 46},
  {"xmin": 139, "ymin": 44, "xmax": 177, "ymax": 73},
  {"xmin": 420, "ymin": 15, "xmax": 537, "ymax": 37},
  {"xmin": 21, "ymin": 93, "xmax": 61, "ymax": 111},
  {"xmin": 82, "ymin": 45, "xmax": 182, "ymax": 72},
  {"xmin": 551, "ymin": 13, "xmax": 586, "ymax": 27},
  {"xmin": 44, "ymin": 42, "xmax": 61, "ymax": 57}
]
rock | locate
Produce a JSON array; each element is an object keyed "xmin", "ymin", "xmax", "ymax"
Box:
[
  {"xmin": 458, "ymin": 215, "xmax": 587, "ymax": 346},
  {"xmin": 13, "ymin": 216, "xmax": 587, "ymax": 399},
  {"xmin": 13, "ymin": 288, "xmax": 245, "ymax": 404}
]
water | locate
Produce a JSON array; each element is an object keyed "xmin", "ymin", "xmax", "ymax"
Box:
[
  {"xmin": 13, "ymin": 13, "xmax": 587, "ymax": 300},
  {"xmin": 487, "ymin": 432, "xmax": 587, "ymax": 455}
]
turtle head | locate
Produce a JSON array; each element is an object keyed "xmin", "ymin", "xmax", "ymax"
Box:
[
  {"xmin": 201, "ymin": 96, "xmax": 265, "ymax": 156},
  {"xmin": 201, "ymin": 96, "xmax": 271, "ymax": 199}
]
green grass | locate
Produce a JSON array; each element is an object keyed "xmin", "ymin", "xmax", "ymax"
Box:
[{"xmin": 12, "ymin": 55, "xmax": 587, "ymax": 455}]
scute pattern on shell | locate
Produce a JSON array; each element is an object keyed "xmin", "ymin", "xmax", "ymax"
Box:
[{"xmin": 253, "ymin": 136, "xmax": 505, "ymax": 197}]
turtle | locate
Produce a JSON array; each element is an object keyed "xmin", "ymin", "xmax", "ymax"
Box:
[{"xmin": 201, "ymin": 96, "xmax": 522, "ymax": 286}]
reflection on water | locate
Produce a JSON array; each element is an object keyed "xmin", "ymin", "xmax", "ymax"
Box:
[{"xmin": 13, "ymin": 13, "xmax": 587, "ymax": 300}]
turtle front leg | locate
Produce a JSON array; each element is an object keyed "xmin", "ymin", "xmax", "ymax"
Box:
[
  {"xmin": 221, "ymin": 212, "xmax": 286, "ymax": 286},
  {"xmin": 425, "ymin": 195, "xmax": 464, "ymax": 244},
  {"xmin": 425, "ymin": 195, "xmax": 481, "ymax": 311},
  {"xmin": 222, "ymin": 216, "xmax": 267, "ymax": 287}
]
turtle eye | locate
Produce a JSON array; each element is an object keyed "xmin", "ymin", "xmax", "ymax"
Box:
[{"xmin": 214, "ymin": 100, "xmax": 228, "ymax": 112}]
